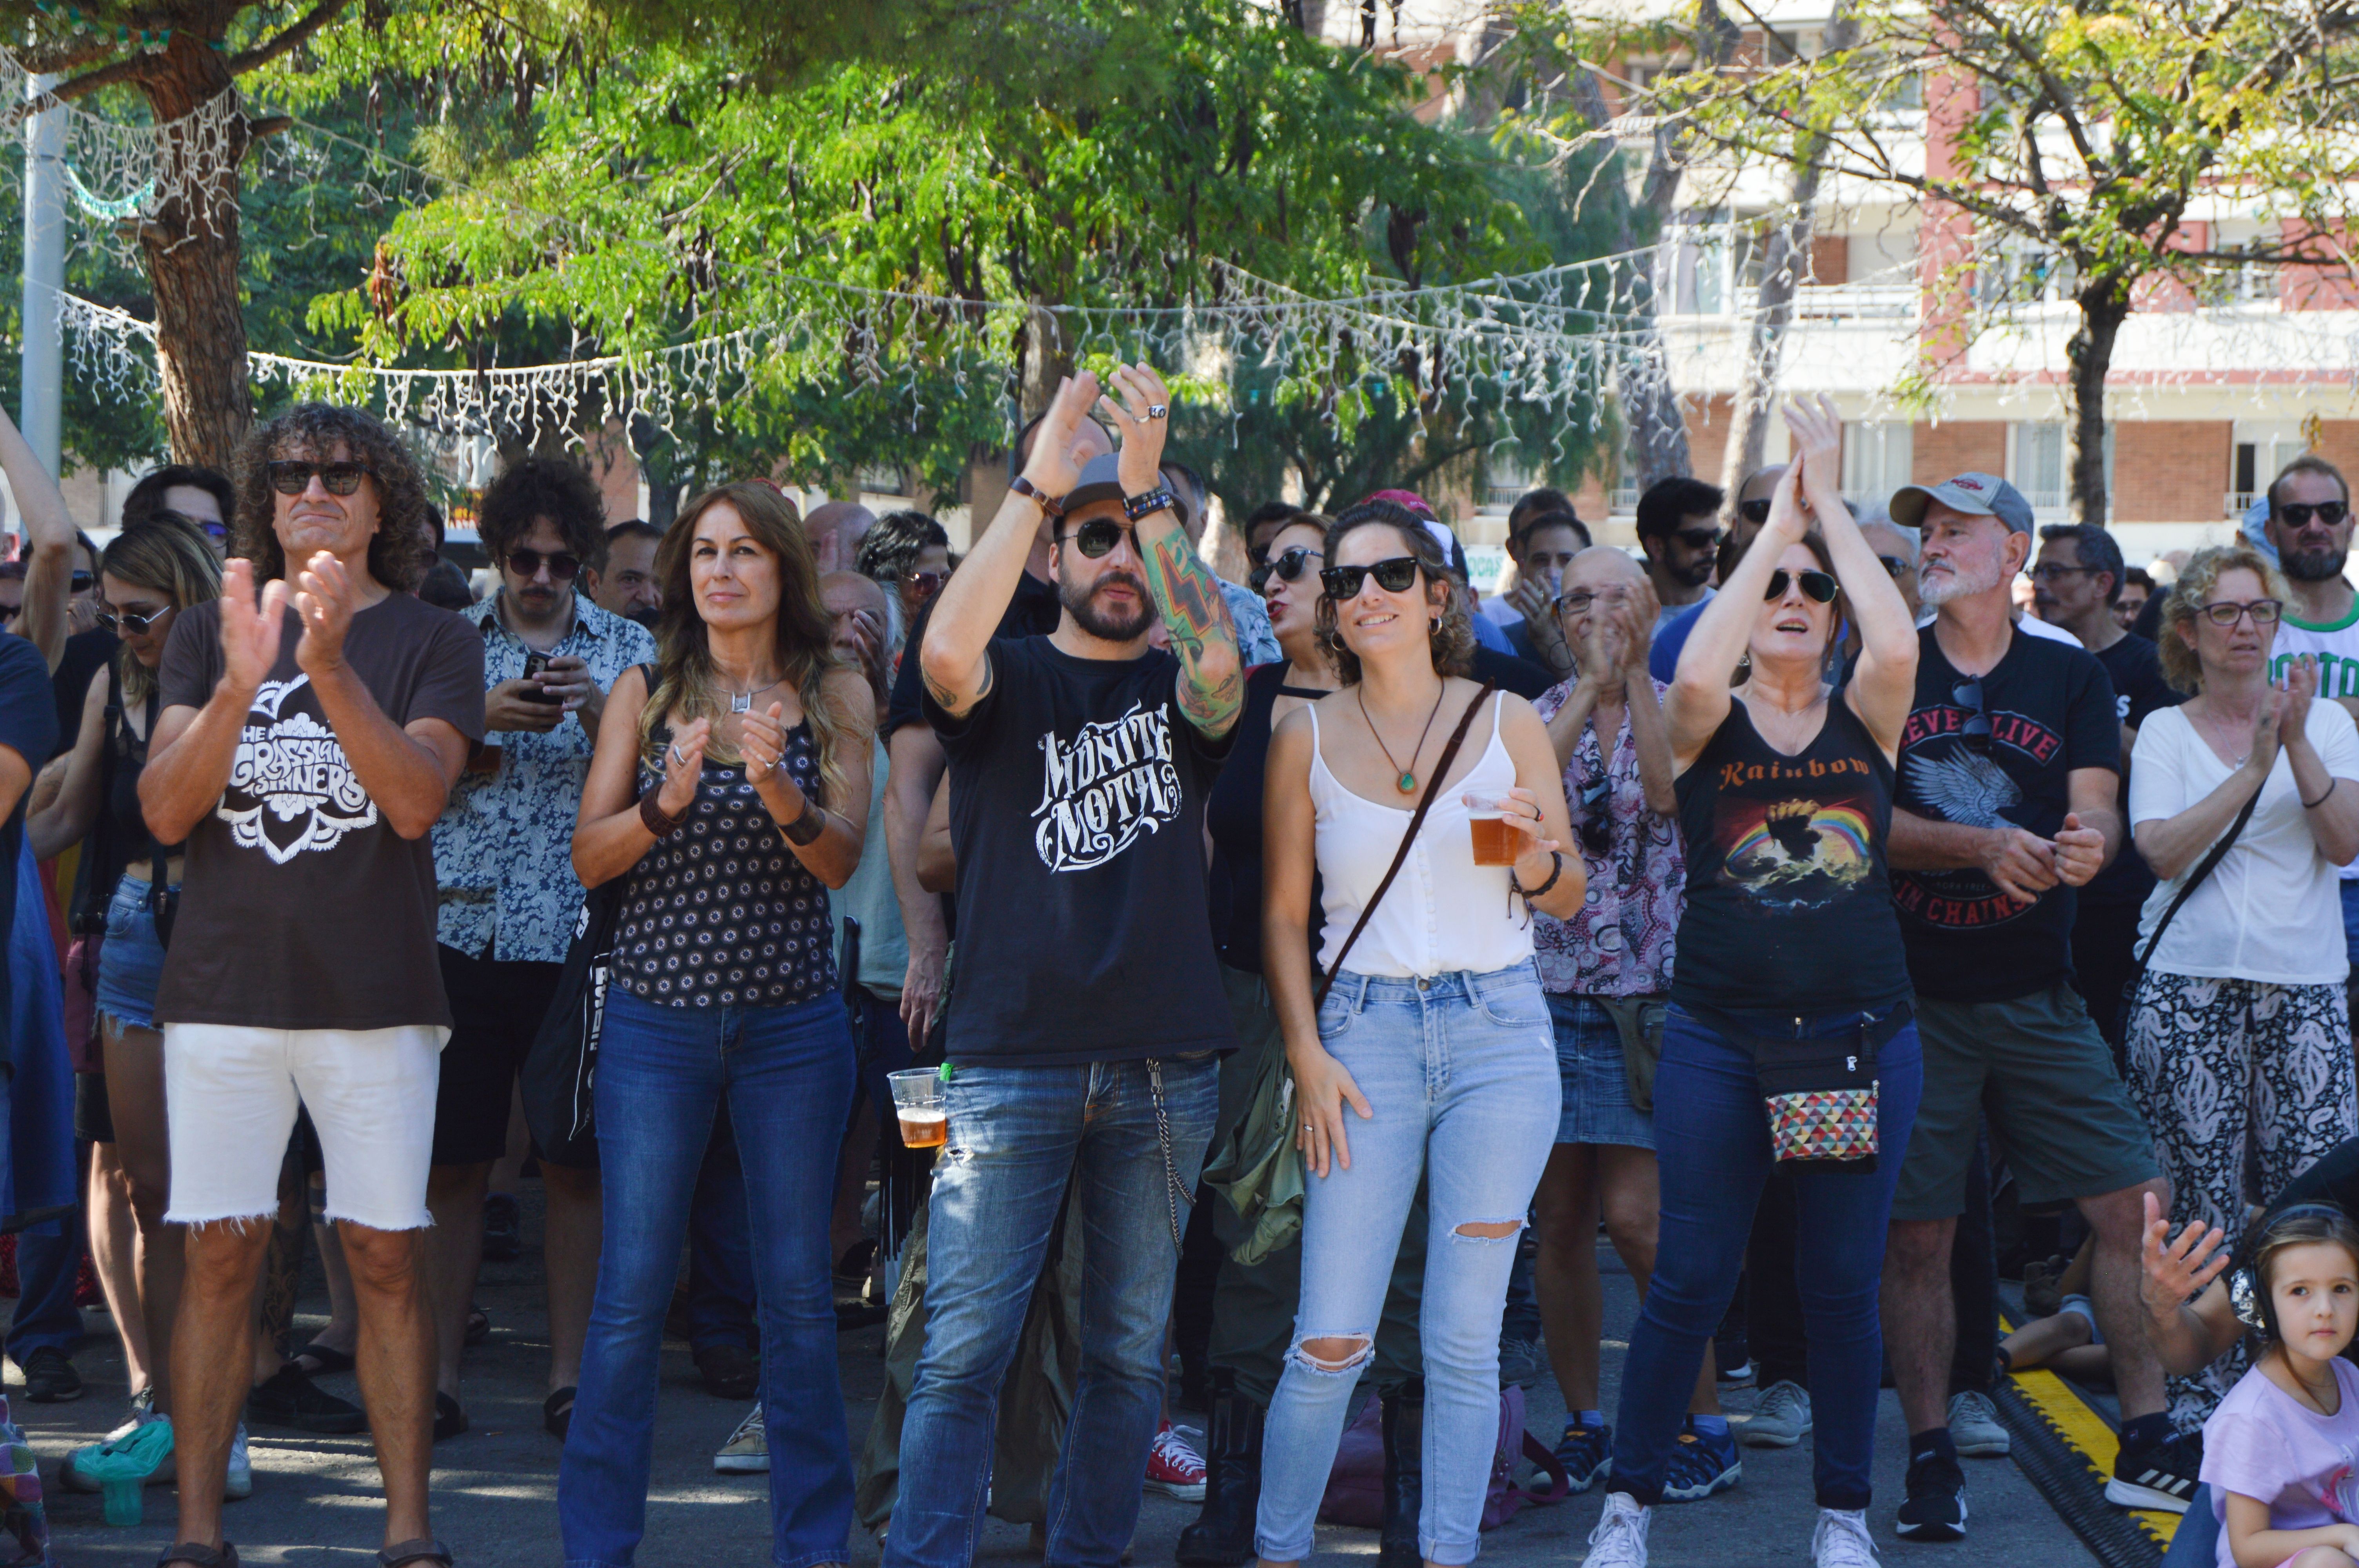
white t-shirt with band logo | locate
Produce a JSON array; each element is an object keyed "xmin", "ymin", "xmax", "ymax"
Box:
[{"xmin": 2268, "ymin": 599, "xmax": 2359, "ymax": 880}]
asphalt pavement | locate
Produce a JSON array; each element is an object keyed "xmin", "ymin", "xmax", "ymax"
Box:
[{"xmin": 9, "ymin": 1183, "xmax": 2098, "ymax": 1568}]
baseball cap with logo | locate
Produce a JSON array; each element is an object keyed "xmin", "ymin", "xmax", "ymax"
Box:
[{"xmin": 1888, "ymin": 472, "xmax": 2035, "ymax": 535}]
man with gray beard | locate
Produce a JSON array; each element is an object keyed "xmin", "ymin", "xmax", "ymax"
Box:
[{"xmin": 1874, "ymin": 473, "xmax": 2186, "ymax": 1540}]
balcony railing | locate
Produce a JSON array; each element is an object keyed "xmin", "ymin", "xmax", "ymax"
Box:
[
  {"xmin": 1791, "ymin": 282, "xmax": 1918, "ymax": 320},
  {"xmin": 2226, "ymin": 490, "xmax": 2259, "ymax": 519},
  {"xmin": 1608, "ymin": 484, "xmax": 1640, "ymax": 515}
]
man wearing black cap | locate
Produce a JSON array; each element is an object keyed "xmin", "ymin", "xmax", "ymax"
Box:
[
  {"xmin": 1876, "ymin": 472, "xmax": 2182, "ymax": 1541},
  {"xmin": 889, "ymin": 364, "xmax": 1241, "ymax": 1568}
]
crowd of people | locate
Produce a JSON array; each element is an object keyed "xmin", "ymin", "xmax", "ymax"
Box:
[{"xmin": 4, "ymin": 363, "xmax": 2359, "ymax": 1568}]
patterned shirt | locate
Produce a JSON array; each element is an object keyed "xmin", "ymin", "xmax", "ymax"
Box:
[
  {"xmin": 1531, "ymin": 677, "xmax": 1685, "ymax": 997},
  {"xmin": 1221, "ymin": 579, "xmax": 1281, "ymax": 668},
  {"xmin": 432, "ymin": 593, "xmax": 658, "ymax": 963}
]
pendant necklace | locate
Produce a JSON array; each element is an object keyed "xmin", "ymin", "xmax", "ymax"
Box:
[
  {"xmin": 1361, "ymin": 683, "xmax": 1447, "ymax": 794},
  {"xmin": 727, "ymin": 675, "xmax": 781, "ymax": 714}
]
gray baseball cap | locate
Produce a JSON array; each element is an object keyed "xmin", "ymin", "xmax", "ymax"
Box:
[
  {"xmin": 1058, "ymin": 452, "xmax": 1128, "ymax": 517},
  {"xmin": 1889, "ymin": 472, "xmax": 2034, "ymax": 535}
]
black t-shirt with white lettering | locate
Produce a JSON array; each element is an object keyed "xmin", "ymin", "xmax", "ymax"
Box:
[
  {"xmin": 924, "ymin": 635, "xmax": 1236, "ymax": 1066},
  {"xmin": 2083, "ymin": 632, "xmax": 2184, "ymax": 909},
  {"xmin": 1892, "ymin": 624, "xmax": 2120, "ymax": 1002}
]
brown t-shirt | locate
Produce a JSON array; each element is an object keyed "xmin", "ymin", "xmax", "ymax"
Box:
[{"xmin": 153, "ymin": 590, "xmax": 486, "ymax": 1030}]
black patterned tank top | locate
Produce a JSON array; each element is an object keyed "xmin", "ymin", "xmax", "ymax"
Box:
[{"xmin": 611, "ymin": 721, "xmax": 838, "ymax": 1007}]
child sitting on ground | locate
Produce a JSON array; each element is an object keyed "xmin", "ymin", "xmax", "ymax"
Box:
[{"xmin": 2201, "ymin": 1205, "xmax": 2359, "ymax": 1568}]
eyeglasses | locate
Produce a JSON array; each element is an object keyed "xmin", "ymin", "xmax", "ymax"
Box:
[
  {"xmin": 266, "ymin": 460, "xmax": 376, "ymax": 497},
  {"xmin": 1877, "ymin": 555, "xmax": 1913, "ymax": 578},
  {"xmin": 904, "ymin": 568, "xmax": 946, "ymax": 599},
  {"xmin": 96, "ymin": 605, "xmax": 171, "ymax": 636},
  {"xmin": 2027, "ymin": 563, "xmax": 2095, "ymax": 583},
  {"xmin": 505, "ymin": 548, "xmax": 582, "ymax": 581},
  {"xmin": 1556, "ymin": 589, "xmax": 1604, "ymax": 615},
  {"xmin": 1673, "ymin": 527, "xmax": 1723, "ymax": 550},
  {"xmin": 1737, "ymin": 498, "xmax": 1774, "ymax": 525},
  {"xmin": 1250, "ymin": 546, "xmax": 1320, "ymax": 592},
  {"xmin": 2278, "ymin": 501, "xmax": 2350, "ymax": 529},
  {"xmin": 2197, "ymin": 598, "xmax": 2285, "ymax": 627},
  {"xmin": 1057, "ymin": 518, "xmax": 1138, "ymax": 559},
  {"xmin": 1319, "ymin": 557, "xmax": 1423, "ymax": 600},
  {"xmin": 149, "ymin": 507, "xmax": 229, "ymax": 542},
  {"xmin": 1576, "ymin": 776, "xmax": 1612, "ymax": 858},
  {"xmin": 69, "ymin": 571, "xmax": 94, "ymax": 593},
  {"xmin": 1763, "ymin": 568, "xmax": 1837, "ymax": 603},
  {"xmin": 1952, "ymin": 677, "xmax": 1992, "ymax": 748}
]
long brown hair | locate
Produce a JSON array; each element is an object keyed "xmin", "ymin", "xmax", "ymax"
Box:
[
  {"xmin": 639, "ymin": 481, "xmax": 869, "ymax": 806},
  {"xmin": 102, "ymin": 519, "xmax": 224, "ymax": 704},
  {"xmin": 1314, "ymin": 501, "xmax": 1476, "ymax": 687}
]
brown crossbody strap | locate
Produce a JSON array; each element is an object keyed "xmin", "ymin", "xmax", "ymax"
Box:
[{"xmin": 1313, "ymin": 685, "xmax": 1497, "ymax": 1008}]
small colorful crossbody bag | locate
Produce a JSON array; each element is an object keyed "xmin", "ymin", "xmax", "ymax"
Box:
[{"xmin": 1742, "ymin": 1004, "xmax": 1914, "ymax": 1173}]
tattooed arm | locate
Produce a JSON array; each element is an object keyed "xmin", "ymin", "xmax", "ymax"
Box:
[
  {"xmin": 918, "ymin": 372, "xmax": 1102, "ymax": 720},
  {"xmin": 1099, "ymin": 364, "xmax": 1244, "ymax": 741}
]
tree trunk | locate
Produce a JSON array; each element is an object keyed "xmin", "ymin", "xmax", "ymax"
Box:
[
  {"xmin": 136, "ymin": 36, "xmax": 252, "ymax": 472},
  {"xmin": 2065, "ymin": 276, "xmax": 2128, "ymax": 527}
]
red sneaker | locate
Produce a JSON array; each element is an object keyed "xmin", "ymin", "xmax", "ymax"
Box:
[
  {"xmin": 74, "ymin": 1249, "xmax": 103, "ymax": 1310},
  {"xmin": 1144, "ymin": 1419, "xmax": 1206, "ymax": 1502}
]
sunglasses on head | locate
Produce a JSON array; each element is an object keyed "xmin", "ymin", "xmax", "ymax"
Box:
[
  {"xmin": 2278, "ymin": 501, "xmax": 2350, "ymax": 529},
  {"xmin": 1058, "ymin": 518, "xmax": 1137, "ymax": 559},
  {"xmin": 96, "ymin": 604, "xmax": 171, "ymax": 636},
  {"xmin": 266, "ymin": 460, "xmax": 376, "ymax": 497},
  {"xmin": 1320, "ymin": 557, "xmax": 1423, "ymax": 600},
  {"xmin": 149, "ymin": 507, "xmax": 229, "ymax": 542},
  {"xmin": 905, "ymin": 568, "xmax": 946, "ymax": 599},
  {"xmin": 1763, "ymin": 568, "xmax": 1837, "ymax": 603},
  {"xmin": 506, "ymin": 548, "xmax": 582, "ymax": 581},
  {"xmin": 1250, "ymin": 546, "xmax": 1321, "ymax": 591},
  {"xmin": 1737, "ymin": 497, "xmax": 1774, "ymax": 525}
]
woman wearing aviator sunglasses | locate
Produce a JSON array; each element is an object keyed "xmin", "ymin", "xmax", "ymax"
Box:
[
  {"xmin": 27, "ymin": 517, "xmax": 222, "ymax": 1470},
  {"xmin": 1587, "ymin": 398, "xmax": 1921, "ymax": 1568},
  {"xmin": 1256, "ymin": 501, "xmax": 1582, "ymax": 1568}
]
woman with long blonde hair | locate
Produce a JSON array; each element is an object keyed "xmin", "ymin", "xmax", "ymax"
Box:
[{"xmin": 562, "ymin": 481, "xmax": 875, "ymax": 1568}]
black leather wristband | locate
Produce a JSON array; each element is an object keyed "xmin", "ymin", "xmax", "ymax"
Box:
[
  {"xmin": 1123, "ymin": 486, "xmax": 1177, "ymax": 523},
  {"xmin": 782, "ymin": 801, "xmax": 827, "ymax": 847},
  {"xmin": 638, "ymin": 786, "xmax": 688, "ymax": 838},
  {"xmin": 1512, "ymin": 850, "xmax": 1564, "ymax": 902}
]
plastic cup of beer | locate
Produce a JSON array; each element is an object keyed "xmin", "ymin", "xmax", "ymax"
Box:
[
  {"xmin": 1468, "ymin": 797, "xmax": 1520, "ymax": 867},
  {"xmin": 889, "ymin": 1067, "xmax": 949, "ymax": 1151}
]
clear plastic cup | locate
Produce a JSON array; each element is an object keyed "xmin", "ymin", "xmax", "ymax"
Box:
[
  {"xmin": 1468, "ymin": 796, "xmax": 1519, "ymax": 866},
  {"xmin": 889, "ymin": 1067, "xmax": 948, "ymax": 1150}
]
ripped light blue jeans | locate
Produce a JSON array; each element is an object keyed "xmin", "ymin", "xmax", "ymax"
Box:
[{"xmin": 1256, "ymin": 962, "xmax": 1557, "ymax": 1566}]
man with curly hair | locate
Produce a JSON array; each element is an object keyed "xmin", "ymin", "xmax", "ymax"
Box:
[{"xmin": 137, "ymin": 403, "xmax": 485, "ymax": 1568}]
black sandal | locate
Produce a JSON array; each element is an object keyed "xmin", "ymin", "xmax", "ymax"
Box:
[
  {"xmin": 378, "ymin": 1541, "xmax": 453, "ymax": 1568},
  {"xmin": 294, "ymin": 1340, "xmax": 356, "ymax": 1376},
  {"xmin": 433, "ymin": 1391, "xmax": 468, "ymax": 1442},
  {"xmin": 543, "ymin": 1387, "xmax": 576, "ymax": 1441},
  {"xmin": 463, "ymin": 1306, "xmax": 490, "ymax": 1347},
  {"xmin": 159, "ymin": 1544, "xmax": 239, "ymax": 1568}
]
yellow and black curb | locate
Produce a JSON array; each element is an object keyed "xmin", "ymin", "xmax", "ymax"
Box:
[{"xmin": 1990, "ymin": 1326, "xmax": 2176, "ymax": 1568}]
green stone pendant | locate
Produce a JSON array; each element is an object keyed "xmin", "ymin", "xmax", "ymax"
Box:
[{"xmin": 1398, "ymin": 771, "xmax": 1417, "ymax": 791}]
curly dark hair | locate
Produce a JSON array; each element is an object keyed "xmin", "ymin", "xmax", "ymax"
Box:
[
  {"xmin": 230, "ymin": 403, "xmax": 434, "ymax": 592},
  {"xmin": 1315, "ymin": 500, "xmax": 1476, "ymax": 687},
  {"xmin": 478, "ymin": 456, "xmax": 609, "ymax": 573},
  {"xmin": 855, "ymin": 509, "xmax": 950, "ymax": 588}
]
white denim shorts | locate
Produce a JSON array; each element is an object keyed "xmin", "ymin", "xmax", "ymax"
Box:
[{"xmin": 162, "ymin": 1022, "xmax": 448, "ymax": 1232}]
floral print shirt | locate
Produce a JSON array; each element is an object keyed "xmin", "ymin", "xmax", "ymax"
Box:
[
  {"xmin": 432, "ymin": 593, "xmax": 658, "ymax": 963},
  {"xmin": 1531, "ymin": 677, "xmax": 1685, "ymax": 997}
]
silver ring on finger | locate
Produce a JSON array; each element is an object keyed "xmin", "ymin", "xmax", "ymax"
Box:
[{"xmin": 668, "ymin": 742, "xmax": 686, "ymax": 767}]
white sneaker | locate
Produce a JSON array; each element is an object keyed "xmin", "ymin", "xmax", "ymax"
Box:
[
  {"xmin": 1585, "ymin": 1491, "xmax": 1650, "ymax": 1566},
  {"xmin": 714, "ymin": 1405, "xmax": 767, "ymax": 1474},
  {"xmin": 1740, "ymin": 1381, "xmax": 1813, "ymax": 1448},
  {"xmin": 224, "ymin": 1423, "xmax": 253, "ymax": 1500},
  {"xmin": 1947, "ymin": 1390, "xmax": 2011, "ymax": 1457},
  {"xmin": 1812, "ymin": 1507, "xmax": 1879, "ymax": 1566}
]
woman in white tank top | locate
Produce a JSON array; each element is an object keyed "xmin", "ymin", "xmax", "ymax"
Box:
[{"xmin": 1253, "ymin": 502, "xmax": 1582, "ymax": 1568}]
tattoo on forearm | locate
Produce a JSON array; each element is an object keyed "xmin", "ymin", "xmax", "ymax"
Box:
[{"xmin": 1141, "ymin": 528, "xmax": 1243, "ymax": 726}]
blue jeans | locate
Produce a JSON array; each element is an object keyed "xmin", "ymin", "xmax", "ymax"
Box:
[
  {"xmin": 884, "ymin": 1055, "xmax": 1218, "ymax": 1568},
  {"xmin": 5, "ymin": 1213, "xmax": 83, "ymax": 1361},
  {"xmin": 559, "ymin": 988, "xmax": 856, "ymax": 1568},
  {"xmin": 2163, "ymin": 1483, "xmax": 2217, "ymax": 1566},
  {"xmin": 1610, "ymin": 1003, "xmax": 1923, "ymax": 1512},
  {"xmin": 685, "ymin": 1102, "xmax": 756, "ymax": 1354},
  {"xmin": 1257, "ymin": 963, "xmax": 1558, "ymax": 1567}
]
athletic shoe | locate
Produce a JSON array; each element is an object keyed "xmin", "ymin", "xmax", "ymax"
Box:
[
  {"xmin": 20, "ymin": 1346, "xmax": 81, "ymax": 1403},
  {"xmin": 1552, "ymin": 1420, "xmax": 1611, "ymax": 1493},
  {"xmin": 1948, "ymin": 1390, "xmax": 2011, "ymax": 1457},
  {"xmin": 2108, "ymin": 1430, "xmax": 2200, "ymax": 1514},
  {"xmin": 714, "ymin": 1405, "xmax": 767, "ymax": 1474},
  {"xmin": 1812, "ymin": 1507, "xmax": 1880, "ymax": 1566},
  {"xmin": 1495, "ymin": 1334, "xmax": 1546, "ymax": 1390},
  {"xmin": 1145, "ymin": 1421, "xmax": 1207, "ymax": 1502},
  {"xmin": 1740, "ymin": 1381, "xmax": 1812, "ymax": 1448},
  {"xmin": 61, "ymin": 1413, "xmax": 174, "ymax": 1493},
  {"xmin": 1659, "ymin": 1419, "xmax": 1741, "ymax": 1503},
  {"xmin": 1585, "ymin": 1492, "xmax": 1650, "ymax": 1567},
  {"xmin": 224, "ymin": 1423, "xmax": 253, "ymax": 1501},
  {"xmin": 1896, "ymin": 1449, "xmax": 1966, "ymax": 1541},
  {"xmin": 1714, "ymin": 1332, "xmax": 1754, "ymax": 1388}
]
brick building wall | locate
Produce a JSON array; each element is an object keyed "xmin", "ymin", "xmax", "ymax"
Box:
[
  {"xmin": 2110, "ymin": 421, "xmax": 2231, "ymax": 523},
  {"xmin": 1911, "ymin": 421, "xmax": 2005, "ymax": 483}
]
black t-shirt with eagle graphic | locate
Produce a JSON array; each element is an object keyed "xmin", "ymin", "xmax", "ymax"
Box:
[{"xmin": 1894, "ymin": 624, "xmax": 2121, "ymax": 1002}]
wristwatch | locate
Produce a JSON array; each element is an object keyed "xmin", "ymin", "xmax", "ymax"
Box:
[
  {"xmin": 1123, "ymin": 486, "xmax": 1177, "ymax": 523},
  {"xmin": 1008, "ymin": 475, "xmax": 1065, "ymax": 518}
]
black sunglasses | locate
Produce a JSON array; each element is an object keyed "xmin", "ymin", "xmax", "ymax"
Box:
[
  {"xmin": 1576, "ymin": 776, "xmax": 1612, "ymax": 858},
  {"xmin": 2279, "ymin": 501, "xmax": 2350, "ymax": 529},
  {"xmin": 1877, "ymin": 554, "xmax": 1912, "ymax": 578},
  {"xmin": 266, "ymin": 460, "xmax": 376, "ymax": 497},
  {"xmin": 1673, "ymin": 526, "xmax": 1723, "ymax": 550},
  {"xmin": 1953, "ymin": 677, "xmax": 1992, "ymax": 748},
  {"xmin": 905, "ymin": 568, "xmax": 945, "ymax": 599},
  {"xmin": 1737, "ymin": 498, "xmax": 1774, "ymax": 525},
  {"xmin": 506, "ymin": 548, "xmax": 582, "ymax": 581},
  {"xmin": 1250, "ymin": 546, "xmax": 1321, "ymax": 591},
  {"xmin": 1763, "ymin": 568, "xmax": 1837, "ymax": 603},
  {"xmin": 1320, "ymin": 557, "xmax": 1422, "ymax": 600},
  {"xmin": 148, "ymin": 507, "xmax": 229, "ymax": 542},
  {"xmin": 69, "ymin": 570, "xmax": 94, "ymax": 593},
  {"xmin": 96, "ymin": 604, "xmax": 172, "ymax": 636},
  {"xmin": 1057, "ymin": 518, "xmax": 1137, "ymax": 559}
]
